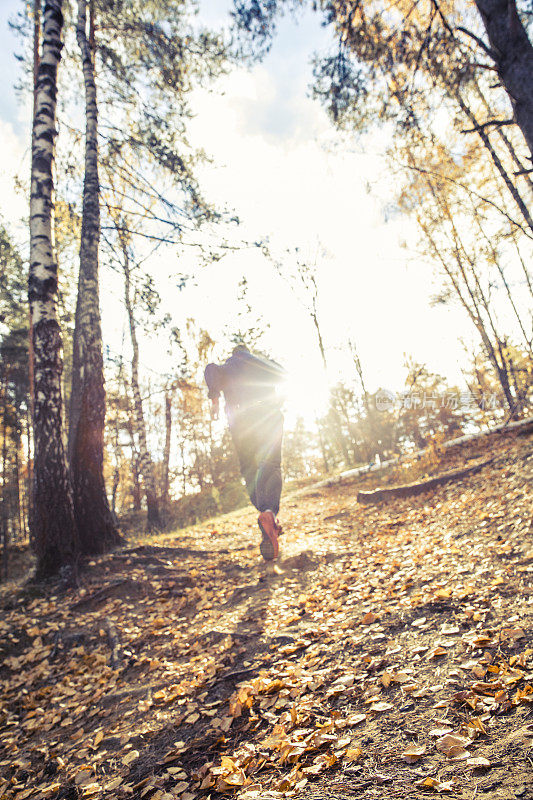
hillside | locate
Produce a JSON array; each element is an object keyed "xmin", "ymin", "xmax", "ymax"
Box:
[{"xmin": 1, "ymin": 428, "xmax": 532, "ymax": 800}]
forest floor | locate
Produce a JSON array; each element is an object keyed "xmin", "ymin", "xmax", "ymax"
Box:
[{"xmin": 1, "ymin": 429, "xmax": 532, "ymax": 800}]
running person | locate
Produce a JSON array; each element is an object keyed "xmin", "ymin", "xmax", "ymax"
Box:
[{"xmin": 204, "ymin": 344, "xmax": 285, "ymax": 560}]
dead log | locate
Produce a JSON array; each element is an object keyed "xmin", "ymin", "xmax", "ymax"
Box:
[{"xmin": 357, "ymin": 457, "xmax": 494, "ymax": 505}]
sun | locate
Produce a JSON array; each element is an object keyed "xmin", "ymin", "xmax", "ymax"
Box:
[{"xmin": 280, "ymin": 366, "xmax": 331, "ymax": 427}]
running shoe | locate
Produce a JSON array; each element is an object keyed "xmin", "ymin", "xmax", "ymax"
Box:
[{"xmin": 258, "ymin": 510, "xmax": 279, "ymax": 560}]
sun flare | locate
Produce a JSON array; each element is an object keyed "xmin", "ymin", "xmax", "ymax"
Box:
[{"xmin": 280, "ymin": 368, "xmax": 331, "ymax": 426}]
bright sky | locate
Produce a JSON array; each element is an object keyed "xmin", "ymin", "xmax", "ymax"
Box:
[{"xmin": 0, "ymin": 0, "xmax": 485, "ymax": 425}]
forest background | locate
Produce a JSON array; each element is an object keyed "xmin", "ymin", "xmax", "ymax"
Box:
[{"xmin": 0, "ymin": 0, "xmax": 531, "ymax": 577}]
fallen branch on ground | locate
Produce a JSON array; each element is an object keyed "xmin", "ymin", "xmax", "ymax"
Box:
[{"xmin": 357, "ymin": 457, "xmax": 494, "ymax": 505}]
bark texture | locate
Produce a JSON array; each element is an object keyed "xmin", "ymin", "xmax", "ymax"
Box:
[
  {"xmin": 69, "ymin": 0, "xmax": 122, "ymax": 554},
  {"xmin": 29, "ymin": 0, "xmax": 78, "ymax": 577},
  {"xmin": 474, "ymin": 0, "xmax": 533, "ymax": 161}
]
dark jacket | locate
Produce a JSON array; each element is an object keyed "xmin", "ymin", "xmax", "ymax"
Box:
[{"xmin": 204, "ymin": 350, "xmax": 285, "ymax": 414}]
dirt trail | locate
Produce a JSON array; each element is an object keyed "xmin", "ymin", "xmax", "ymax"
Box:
[{"xmin": 1, "ymin": 433, "xmax": 532, "ymax": 800}]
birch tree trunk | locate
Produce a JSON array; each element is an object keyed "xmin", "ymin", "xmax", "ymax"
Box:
[
  {"xmin": 68, "ymin": 0, "xmax": 121, "ymax": 554},
  {"xmin": 29, "ymin": 0, "xmax": 78, "ymax": 578},
  {"xmin": 121, "ymin": 240, "xmax": 161, "ymax": 528}
]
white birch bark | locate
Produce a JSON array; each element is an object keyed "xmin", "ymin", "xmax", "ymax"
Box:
[{"xmin": 29, "ymin": 0, "xmax": 78, "ymax": 577}]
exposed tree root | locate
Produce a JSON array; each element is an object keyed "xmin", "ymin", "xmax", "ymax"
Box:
[{"xmin": 70, "ymin": 578, "xmax": 153, "ymax": 610}]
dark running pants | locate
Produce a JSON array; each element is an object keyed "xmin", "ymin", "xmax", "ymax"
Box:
[{"xmin": 229, "ymin": 405, "xmax": 283, "ymax": 516}]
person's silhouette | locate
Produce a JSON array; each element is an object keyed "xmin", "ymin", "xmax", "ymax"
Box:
[{"xmin": 204, "ymin": 344, "xmax": 285, "ymax": 560}]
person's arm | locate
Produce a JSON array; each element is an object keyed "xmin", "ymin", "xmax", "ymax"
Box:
[{"xmin": 204, "ymin": 363, "xmax": 223, "ymax": 418}]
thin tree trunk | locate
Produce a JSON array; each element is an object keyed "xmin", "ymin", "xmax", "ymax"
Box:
[
  {"xmin": 14, "ymin": 423, "xmax": 22, "ymax": 540},
  {"xmin": 473, "ymin": 79, "xmax": 533, "ymax": 195},
  {"xmin": 18, "ymin": 420, "xmax": 28, "ymax": 539},
  {"xmin": 407, "ymin": 142, "xmax": 518, "ymax": 416},
  {"xmin": 349, "ymin": 338, "xmax": 380, "ymax": 459},
  {"xmin": 26, "ymin": 0, "xmax": 40, "ymax": 535},
  {"xmin": 192, "ymin": 429, "xmax": 204, "ymax": 490},
  {"xmin": 123, "ymin": 381, "xmax": 142, "ymax": 511},
  {"xmin": 350, "ymin": 340, "xmax": 370, "ymax": 415},
  {"xmin": 2, "ymin": 372, "xmax": 9, "ymax": 579},
  {"xmin": 110, "ymin": 394, "xmax": 121, "ymax": 516},
  {"xmin": 310, "ymin": 304, "xmax": 346, "ymax": 468},
  {"xmin": 311, "ymin": 312, "xmax": 327, "ymax": 372},
  {"xmin": 490, "ymin": 169, "xmax": 533, "ymax": 303},
  {"xmin": 25, "ymin": 405, "xmax": 32, "ymax": 543},
  {"xmin": 28, "ymin": 0, "xmax": 40, "ymax": 422},
  {"xmin": 470, "ymin": 201, "xmax": 532, "ymax": 355},
  {"xmin": 132, "ymin": 453, "xmax": 142, "ymax": 510},
  {"xmin": 315, "ymin": 416, "xmax": 330, "ymax": 473},
  {"xmin": 334, "ymin": 397, "xmax": 357, "ymax": 464},
  {"xmin": 418, "ymin": 213, "xmax": 516, "ymax": 414},
  {"xmin": 474, "ymin": 0, "xmax": 533, "ymax": 162},
  {"xmin": 111, "ymin": 467, "xmax": 120, "ymax": 515},
  {"xmin": 29, "ymin": 0, "xmax": 78, "ymax": 578},
  {"xmin": 455, "ymin": 91, "xmax": 533, "ymax": 235},
  {"xmin": 162, "ymin": 391, "xmax": 172, "ymax": 506},
  {"xmin": 439, "ymin": 195, "xmax": 518, "ymax": 415},
  {"xmin": 121, "ymin": 241, "xmax": 161, "ymax": 528},
  {"xmin": 208, "ymin": 408, "xmax": 217, "ymax": 486},
  {"xmin": 179, "ymin": 438, "xmax": 187, "ymax": 495},
  {"xmin": 68, "ymin": 0, "xmax": 121, "ymax": 554}
]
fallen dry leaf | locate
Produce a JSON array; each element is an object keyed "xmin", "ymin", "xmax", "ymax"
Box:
[
  {"xmin": 344, "ymin": 747, "xmax": 363, "ymax": 761},
  {"xmin": 122, "ymin": 749, "xmax": 140, "ymax": 766},
  {"xmin": 74, "ymin": 770, "xmax": 93, "ymax": 786},
  {"xmin": 416, "ymin": 776, "xmax": 454, "ymax": 792},
  {"xmin": 346, "ymin": 713, "xmax": 367, "ymax": 725},
  {"xmin": 467, "ymin": 756, "xmax": 491, "ymax": 768},
  {"xmin": 435, "ymin": 734, "xmax": 471, "ymax": 760},
  {"xmin": 368, "ymin": 701, "xmax": 393, "ymax": 712},
  {"xmin": 429, "ymin": 727, "xmax": 453, "ymax": 738},
  {"xmin": 402, "ymin": 744, "xmax": 426, "ymax": 763}
]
